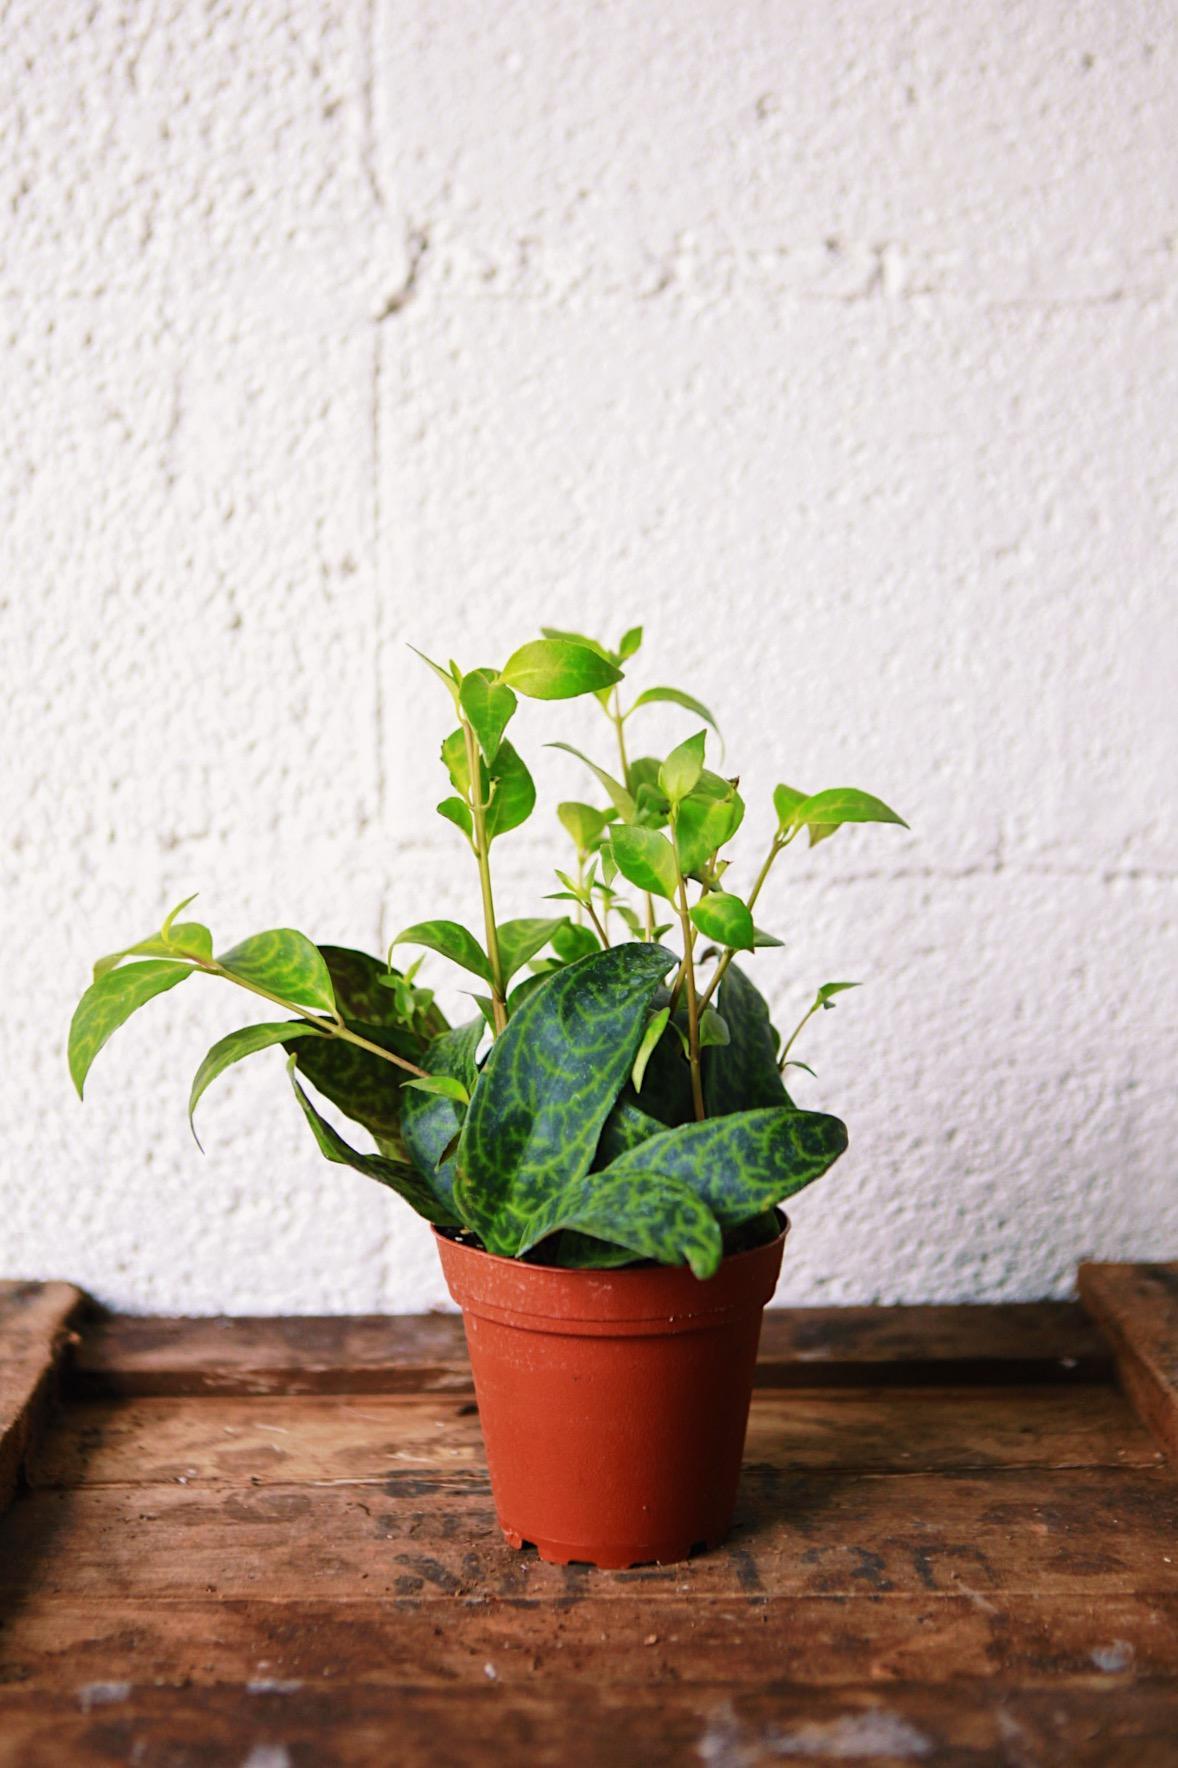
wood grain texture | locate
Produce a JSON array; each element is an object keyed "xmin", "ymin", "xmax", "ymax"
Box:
[
  {"xmin": 1079, "ymin": 1261, "xmax": 1178, "ymax": 1465},
  {"xmin": 1, "ymin": 1680, "xmax": 1177, "ymax": 1768},
  {"xmin": 0, "ymin": 1281, "xmax": 82, "ymax": 1513},
  {"xmin": 70, "ymin": 1300, "xmax": 1110, "ymax": 1397},
  {"xmin": 4, "ymin": 1284, "xmax": 1177, "ymax": 1766}
]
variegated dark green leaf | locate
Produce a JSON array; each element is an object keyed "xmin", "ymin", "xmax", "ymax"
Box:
[
  {"xmin": 69, "ymin": 960, "xmax": 194, "ymax": 1098},
  {"xmin": 704, "ymin": 962, "xmax": 795, "ymax": 1116},
  {"xmin": 596, "ymin": 1095, "xmax": 665, "ymax": 1165},
  {"xmin": 289, "ymin": 1070, "xmax": 462, "ymax": 1226},
  {"xmin": 518, "ymin": 1171, "xmax": 723, "ymax": 1280},
  {"xmin": 455, "ymin": 942, "xmax": 676, "ymax": 1255},
  {"xmin": 595, "ymin": 1106, "xmax": 848, "ymax": 1228},
  {"xmin": 401, "ymin": 1019, "xmax": 484, "ymax": 1219},
  {"xmin": 217, "ymin": 929, "xmax": 336, "ymax": 1014},
  {"xmin": 291, "ymin": 1021, "xmax": 424, "ymax": 1154}
]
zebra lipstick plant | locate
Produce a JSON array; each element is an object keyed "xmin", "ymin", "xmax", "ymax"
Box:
[{"xmin": 70, "ymin": 625, "xmax": 907, "ymax": 1567}]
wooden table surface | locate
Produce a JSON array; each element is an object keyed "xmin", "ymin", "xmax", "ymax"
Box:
[{"xmin": 1, "ymin": 1264, "xmax": 1176, "ymax": 1765}]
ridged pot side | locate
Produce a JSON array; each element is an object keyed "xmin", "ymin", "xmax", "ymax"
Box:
[{"xmin": 435, "ymin": 1221, "xmax": 787, "ymax": 1570}]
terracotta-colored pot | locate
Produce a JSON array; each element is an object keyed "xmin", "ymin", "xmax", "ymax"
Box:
[{"xmin": 434, "ymin": 1220, "xmax": 787, "ymax": 1569}]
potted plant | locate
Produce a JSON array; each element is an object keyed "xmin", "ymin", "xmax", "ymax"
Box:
[{"xmin": 69, "ymin": 626, "xmax": 907, "ymax": 1568}]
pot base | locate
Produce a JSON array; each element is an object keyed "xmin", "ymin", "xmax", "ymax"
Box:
[{"xmin": 501, "ymin": 1523, "xmax": 722, "ymax": 1571}]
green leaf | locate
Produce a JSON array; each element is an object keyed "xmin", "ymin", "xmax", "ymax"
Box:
[
  {"xmin": 441, "ymin": 728, "xmax": 470, "ymax": 796},
  {"xmin": 401, "ymin": 1019, "xmax": 484, "ymax": 1217},
  {"xmin": 496, "ymin": 917, "xmax": 568, "ymax": 984},
  {"xmin": 816, "ymin": 980, "xmax": 861, "ymax": 1008},
  {"xmin": 698, "ymin": 1006, "xmax": 730, "ymax": 1048},
  {"xmin": 437, "ymin": 796, "xmax": 473, "ymax": 839},
  {"xmin": 69, "ymin": 961, "xmax": 193, "ymax": 1098},
  {"xmin": 291, "ymin": 1021, "xmax": 424, "ymax": 1154},
  {"xmin": 459, "ymin": 668, "xmax": 517, "ymax": 764},
  {"xmin": 690, "ymin": 892, "xmax": 755, "ymax": 952},
  {"xmin": 595, "ymin": 1106, "xmax": 848, "ymax": 1229},
  {"xmin": 783, "ymin": 1059, "xmax": 817, "ymax": 1077},
  {"xmin": 393, "ymin": 921, "xmax": 492, "ymax": 984},
  {"xmin": 753, "ymin": 927, "xmax": 785, "ymax": 948},
  {"xmin": 547, "ymin": 743, "xmax": 637, "ymax": 822},
  {"xmin": 319, "ymin": 946, "xmax": 444, "ymax": 1030},
  {"xmin": 631, "ymin": 1006, "xmax": 670, "ymax": 1094},
  {"xmin": 484, "ymin": 741, "xmax": 536, "ymax": 841},
  {"xmin": 674, "ymin": 786, "xmax": 744, "ymax": 877},
  {"xmin": 189, "ymin": 1021, "xmax": 322, "ymax": 1140},
  {"xmin": 161, "ymin": 893, "xmax": 199, "ymax": 938},
  {"xmin": 772, "ymin": 784, "xmax": 807, "ymax": 831},
  {"xmin": 409, "ymin": 645, "xmax": 461, "ymax": 707},
  {"xmin": 519, "ymin": 1171, "xmax": 723, "ymax": 1280},
  {"xmin": 609, "ymin": 826, "xmax": 679, "ymax": 903},
  {"xmin": 501, "ymin": 638, "xmax": 621, "ymax": 700},
  {"xmin": 558, "ymin": 801, "xmax": 611, "ymax": 852},
  {"xmin": 781, "ymin": 787, "xmax": 909, "ymax": 837},
  {"xmin": 455, "ymin": 943, "xmax": 676, "ymax": 1255},
  {"xmin": 596, "ymin": 1095, "xmax": 667, "ymax": 1164},
  {"xmin": 217, "ymin": 930, "xmax": 336, "ymax": 1015},
  {"xmin": 93, "ymin": 921, "xmax": 213, "ymax": 979},
  {"xmin": 552, "ymin": 922, "xmax": 600, "ymax": 963},
  {"xmin": 629, "ymin": 685, "xmax": 721, "ymax": 739},
  {"xmin": 704, "ymin": 962, "xmax": 795, "ymax": 1117},
  {"xmin": 659, "ymin": 731, "xmax": 707, "ymax": 805},
  {"xmin": 617, "ymin": 625, "xmax": 643, "ymax": 661},
  {"xmin": 539, "ymin": 626, "xmax": 614, "ymax": 663},
  {"xmin": 404, "ymin": 1073, "xmax": 469, "ymax": 1104},
  {"xmin": 289, "ymin": 1068, "xmax": 461, "ymax": 1226}
]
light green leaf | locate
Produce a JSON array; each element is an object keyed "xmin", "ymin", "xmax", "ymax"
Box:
[
  {"xmin": 501, "ymin": 638, "xmax": 621, "ymax": 700},
  {"xmin": 403, "ymin": 1073, "xmax": 470, "ymax": 1105},
  {"xmin": 217, "ymin": 929, "xmax": 337, "ymax": 1015},
  {"xmin": 698, "ymin": 1006, "xmax": 730, "ymax": 1048},
  {"xmin": 496, "ymin": 917, "xmax": 568, "ymax": 984},
  {"xmin": 631, "ymin": 1005, "xmax": 670, "ymax": 1094},
  {"xmin": 628, "ymin": 685, "xmax": 721, "ymax": 739},
  {"xmin": 459, "ymin": 668, "xmax": 517, "ymax": 764},
  {"xmin": 484, "ymin": 741, "xmax": 536, "ymax": 841},
  {"xmin": 690, "ymin": 892, "xmax": 755, "ymax": 952},
  {"xmin": 772, "ymin": 783, "xmax": 807, "ymax": 831},
  {"xmin": 617, "ymin": 625, "xmax": 643, "ymax": 661},
  {"xmin": 69, "ymin": 961, "xmax": 193, "ymax": 1098},
  {"xmin": 674, "ymin": 785, "xmax": 744, "ymax": 876},
  {"xmin": 816, "ymin": 980, "xmax": 860, "ymax": 1009},
  {"xmin": 557, "ymin": 801, "xmax": 610, "ymax": 852},
  {"xmin": 609, "ymin": 825, "xmax": 679, "ymax": 903},
  {"xmin": 93, "ymin": 921, "xmax": 213, "ymax": 979},
  {"xmin": 436, "ymin": 796, "xmax": 473, "ymax": 839},
  {"xmin": 594, "ymin": 1106, "xmax": 848, "ymax": 1228},
  {"xmin": 552, "ymin": 922, "xmax": 600, "ymax": 962},
  {"xmin": 410, "ymin": 645, "xmax": 461, "ymax": 707},
  {"xmin": 161, "ymin": 894, "xmax": 199, "ymax": 937},
  {"xmin": 455, "ymin": 943, "xmax": 676, "ymax": 1256},
  {"xmin": 289, "ymin": 1067, "xmax": 462, "ymax": 1225},
  {"xmin": 547, "ymin": 743, "xmax": 637, "ymax": 822},
  {"xmin": 659, "ymin": 730, "xmax": 707, "ymax": 805},
  {"xmin": 189, "ymin": 1021, "xmax": 322, "ymax": 1140},
  {"xmin": 784, "ymin": 788, "xmax": 908, "ymax": 835},
  {"xmin": 393, "ymin": 921, "xmax": 493, "ymax": 984},
  {"xmin": 539, "ymin": 626, "xmax": 614, "ymax": 663},
  {"xmin": 441, "ymin": 728, "xmax": 471, "ymax": 796}
]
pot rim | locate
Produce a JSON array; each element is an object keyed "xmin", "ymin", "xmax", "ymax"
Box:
[{"xmin": 433, "ymin": 1213, "xmax": 789, "ymax": 1333}]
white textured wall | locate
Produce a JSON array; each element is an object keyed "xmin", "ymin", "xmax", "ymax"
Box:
[{"xmin": 3, "ymin": 1, "xmax": 1175, "ymax": 1313}]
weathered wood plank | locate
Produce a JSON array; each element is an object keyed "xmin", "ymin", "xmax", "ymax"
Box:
[
  {"xmin": 0, "ymin": 1281, "xmax": 82, "ymax": 1514},
  {"xmin": 2, "ymin": 1593, "xmax": 1175, "ymax": 1692},
  {"xmin": 1, "ymin": 1678, "xmax": 1176, "ymax": 1768},
  {"xmin": 26, "ymin": 1385, "xmax": 1163, "ymax": 1492},
  {"xmin": 70, "ymin": 1302, "xmax": 1110, "ymax": 1398},
  {"xmin": 4, "ymin": 1469, "xmax": 1177, "ymax": 1602},
  {"xmin": 1080, "ymin": 1261, "xmax": 1178, "ymax": 1466}
]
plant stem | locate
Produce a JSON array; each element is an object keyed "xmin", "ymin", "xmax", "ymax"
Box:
[
  {"xmin": 777, "ymin": 1002, "xmax": 819, "ymax": 1071},
  {"xmin": 585, "ymin": 898, "xmax": 611, "ymax": 949},
  {"xmin": 461, "ymin": 718, "xmax": 508, "ymax": 1036},
  {"xmin": 674, "ymin": 876, "xmax": 706, "ymax": 1121},
  {"xmin": 201, "ymin": 962, "xmax": 428, "ymax": 1077},
  {"xmin": 611, "ymin": 689, "xmax": 655, "ymax": 940},
  {"xmin": 698, "ymin": 830, "xmax": 794, "ymax": 1012}
]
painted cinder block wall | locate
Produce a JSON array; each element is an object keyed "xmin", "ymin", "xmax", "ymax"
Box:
[{"xmin": 3, "ymin": 1, "xmax": 1175, "ymax": 1312}]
